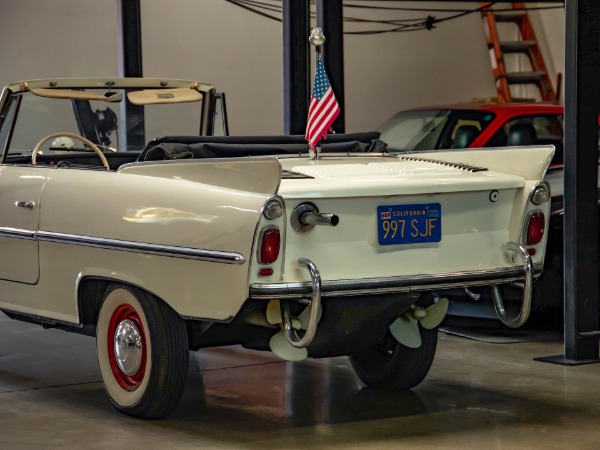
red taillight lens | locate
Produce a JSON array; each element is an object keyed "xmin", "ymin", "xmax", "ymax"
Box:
[
  {"xmin": 526, "ymin": 211, "xmax": 545, "ymax": 245},
  {"xmin": 259, "ymin": 228, "xmax": 280, "ymax": 264}
]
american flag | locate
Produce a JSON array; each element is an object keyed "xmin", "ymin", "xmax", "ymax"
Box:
[{"xmin": 305, "ymin": 55, "xmax": 340, "ymax": 149}]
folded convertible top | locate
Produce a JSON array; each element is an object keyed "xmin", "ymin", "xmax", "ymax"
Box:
[{"xmin": 139, "ymin": 132, "xmax": 387, "ymax": 161}]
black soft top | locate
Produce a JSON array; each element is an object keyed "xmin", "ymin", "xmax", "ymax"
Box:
[{"xmin": 138, "ymin": 132, "xmax": 386, "ymax": 161}]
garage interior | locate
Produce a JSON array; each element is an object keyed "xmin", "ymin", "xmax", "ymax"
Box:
[{"xmin": 1, "ymin": 1, "xmax": 600, "ymax": 449}]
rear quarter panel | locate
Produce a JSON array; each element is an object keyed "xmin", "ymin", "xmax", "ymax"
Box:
[{"xmin": 2, "ymin": 159, "xmax": 281, "ymax": 322}]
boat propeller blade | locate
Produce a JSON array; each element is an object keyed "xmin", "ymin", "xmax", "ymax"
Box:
[
  {"xmin": 269, "ymin": 330, "xmax": 308, "ymax": 361},
  {"xmin": 389, "ymin": 315, "xmax": 422, "ymax": 348},
  {"xmin": 298, "ymin": 303, "xmax": 322, "ymax": 330},
  {"xmin": 266, "ymin": 299, "xmax": 301, "ymax": 329},
  {"xmin": 419, "ymin": 298, "xmax": 449, "ymax": 330}
]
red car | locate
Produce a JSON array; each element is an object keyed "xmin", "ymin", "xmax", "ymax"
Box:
[
  {"xmin": 380, "ymin": 103, "xmax": 569, "ymax": 324},
  {"xmin": 379, "ymin": 103, "xmax": 564, "ymax": 168}
]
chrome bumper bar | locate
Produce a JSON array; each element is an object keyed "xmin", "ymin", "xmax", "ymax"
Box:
[
  {"xmin": 274, "ymin": 243, "xmax": 535, "ymax": 348},
  {"xmin": 250, "ymin": 261, "xmax": 542, "ymax": 300}
]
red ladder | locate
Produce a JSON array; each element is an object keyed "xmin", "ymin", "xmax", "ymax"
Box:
[{"xmin": 480, "ymin": 2, "xmax": 558, "ymax": 103}]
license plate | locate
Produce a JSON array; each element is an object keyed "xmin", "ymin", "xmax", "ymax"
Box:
[{"xmin": 377, "ymin": 203, "xmax": 441, "ymax": 245}]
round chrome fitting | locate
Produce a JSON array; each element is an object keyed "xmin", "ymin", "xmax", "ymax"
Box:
[
  {"xmin": 291, "ymin": 203, "xmax": 318, "ymax": 232},
  {"xmin": 263, "ymin": 199, "xmax": 283, "ymax": 220},
  {"xmin": 291, "ymin": 202, "xmax": 339, "ymax": 232},
  {"xmin": 114, "ymin": 319, "xmax": 143, "ymax": 376}
]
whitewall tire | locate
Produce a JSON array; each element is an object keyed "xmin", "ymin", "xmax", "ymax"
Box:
[{"xmin": 96, "ymin": 284, "xmax": 188, "ymax": 419}]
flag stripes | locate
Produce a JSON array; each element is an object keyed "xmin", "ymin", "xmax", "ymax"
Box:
[{"xmin": 305, "ymin": 56, "xmax": 340, "ymax": 149}]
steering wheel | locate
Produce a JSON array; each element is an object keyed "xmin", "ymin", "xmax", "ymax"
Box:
[{"xmin": 32, "ymin": 132, "xmax": 110, "ymax": 170}]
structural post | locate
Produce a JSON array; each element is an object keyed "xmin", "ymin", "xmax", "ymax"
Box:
[
  {"xmin": 537, "ymin": 0, "xmax": 600, "ymax": 365},
  {"xmin": 117, "ymin": 0, "xmax": 145, "ymax": 150},
  {"xmin": 316, "ymin": 0, "xmax": 345, "ymax": 133},
  {"xmin": 283, "ymin": 0, "xmax": 310, "ymax": 135}
]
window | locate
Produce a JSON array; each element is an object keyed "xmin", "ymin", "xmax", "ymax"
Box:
[
  {"xmin": 485, "ymin": 114, "xmax": 564, "ymax": 165},
  {"xmin": 379, "ymin": 109, "xmax": 495, "ymax": 151}
]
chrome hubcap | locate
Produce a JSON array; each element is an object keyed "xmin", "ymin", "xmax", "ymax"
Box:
[{"xmin": 114, "ymin": 319, "xmax": 143, "ymax": 376}]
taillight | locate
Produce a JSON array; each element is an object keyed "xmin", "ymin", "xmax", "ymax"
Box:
[
  {"xmin": 259, "ymin": 227, "xmax": 280, "ymax": 264},
  {"xmin": 526, "ymin": 211, "xmax": 545, "ymax": 245}
]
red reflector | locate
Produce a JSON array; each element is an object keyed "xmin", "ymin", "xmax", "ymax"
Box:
[
  {"xmin": 527, "ymin": 248, "xmax": 537, "ymax": 256},
  {"xmin": 260, "ymin": 228, "xmax": 280, "ymax": 264},
  {"xmin": 258, "ymin": 268, "xmax": 273, "ymax": 277},
  {"xmin": 526, "ymin": 212, "xmax": 545, "ymax": 245}
]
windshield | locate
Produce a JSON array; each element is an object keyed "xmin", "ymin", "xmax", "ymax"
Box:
[
  {"xmin": 2, "ymin": 88, "xmax": 204, "ymax": 157},
  {"xmin": 378, "ymin": 109, "xmax": 496, "ymax": 151}
]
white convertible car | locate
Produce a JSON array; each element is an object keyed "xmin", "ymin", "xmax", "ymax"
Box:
[{"xmin": 0, "ymin": 78, "xmax": 553, "ymax": 419}]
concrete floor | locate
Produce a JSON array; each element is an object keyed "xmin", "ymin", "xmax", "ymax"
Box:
[{"xmin": 1, "ymin": 313, "xmax": 600, "ymax": 449}]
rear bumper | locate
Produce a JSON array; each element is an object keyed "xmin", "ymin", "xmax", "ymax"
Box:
[{"xmin": 249, "ymin": 263, "xmax": 543, "ymax": 300}]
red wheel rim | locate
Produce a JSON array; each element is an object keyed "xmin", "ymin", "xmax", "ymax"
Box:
[{"xmin": 107, "ymin": 303, "xmax": 147, "ymax": 390}]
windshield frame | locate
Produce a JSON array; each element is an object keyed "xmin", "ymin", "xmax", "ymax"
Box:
[{"xmin": 0, "ymin": 78, "xmax": 217, "ymax": 162}]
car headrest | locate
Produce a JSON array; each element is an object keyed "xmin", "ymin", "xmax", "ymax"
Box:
[
  {"xmin": 507, "ymin": 123, "xmax": 537, "ymax": 146},
  {"xmin": 452, "ymin": 125, "xmax": 480, "ymax": 149}
]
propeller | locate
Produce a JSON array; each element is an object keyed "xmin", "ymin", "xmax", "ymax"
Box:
[
  {"xmin": 419, "ymin": 297, "xmax": 449, "ymax": 330},
  {"xmin": 266, "ymin": 299, "xmax": 302, "ymax": 329},
  {"xmin": 267, "ymin": 300, "xmax": 319, "ymax": 361},
  {"xmin": 298, "ymin": 303, "xmax": 322, "ymax": 330},
  {"xmin": 390, "ymin": 298, "xmax": 449, "ymax": 348},
  {"xmin": 389, "ymin": 315, "xmax": 422, "ymax": 348}
]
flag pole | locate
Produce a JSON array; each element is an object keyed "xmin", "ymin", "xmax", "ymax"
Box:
[
  {"xmin": 306, "ymin": 27, "xmax": 340, "ymax": 161},
  {"xmin": 309, "ymin": 27, "xmax": 326, "ymax": 160}
]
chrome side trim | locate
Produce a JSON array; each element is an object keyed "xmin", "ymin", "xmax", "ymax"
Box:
[
  {"xmin": 249, "ymin": 263, "xmax": 543, "ymax": 299},
  {"xmin": 282, "ymin": 258, "xmax": 322, "ymax": 349},
  {"xmin": 0, "ymin": 227, "xmax": 36, "ymax": 240},
  {"xmin": 36, "ymin": 231, "xmax": 245, "ymax": 264}
]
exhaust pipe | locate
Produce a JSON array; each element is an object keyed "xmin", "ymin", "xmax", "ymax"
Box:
[
  {"xmin": 300, "ymin": 212, "xmax": 339, "ymax": 227},
  {"xmin": 291, "ymin": 202, "xmax": 339, "ymax": 232}
]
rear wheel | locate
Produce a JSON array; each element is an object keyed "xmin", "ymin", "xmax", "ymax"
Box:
[
  {"xmin": 96, "ymin": 284, "xmax": 188, "ymax": 419},
  {"xmin": 349, "ymin": 325, "xmax": 437, "ymax": 390}
]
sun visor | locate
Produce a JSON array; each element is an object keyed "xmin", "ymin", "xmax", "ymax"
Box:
[
  {"xmin": 127, "ymin": 88, "xmax": 203, "ymax": 105},
  {"xmin": 30, "ymin": 88, "xmax": 123, "ymax": 102}
]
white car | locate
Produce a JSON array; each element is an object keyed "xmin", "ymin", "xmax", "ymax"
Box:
[{"xmin": 0, "ymin": 78, "xmax": 553, "ymax": 418}]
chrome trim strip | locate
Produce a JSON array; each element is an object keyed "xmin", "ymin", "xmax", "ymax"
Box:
[
  {"xmin": 36, "ymin": 231, "xmax": 245, "ymax": 264},
  {"xmin": 249, "ymin": 264, "xmax": 543, "ymax": 299},
  {"xmin": 0, "ymin": 227, "xmax": 36, "ymax": 240}
]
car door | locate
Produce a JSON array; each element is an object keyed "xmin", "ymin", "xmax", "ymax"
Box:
[{"xmin": 0, "ymin": 165, "xmax": 47, "ymax": 284}]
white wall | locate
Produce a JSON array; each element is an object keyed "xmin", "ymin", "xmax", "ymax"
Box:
[
  {"xmin": 0, "ymin": 0, "xmax": 565, "ymax": 136},
  {"xmin": 0, "ymin": 0, "xmax": 119, "ymax": 79}
]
